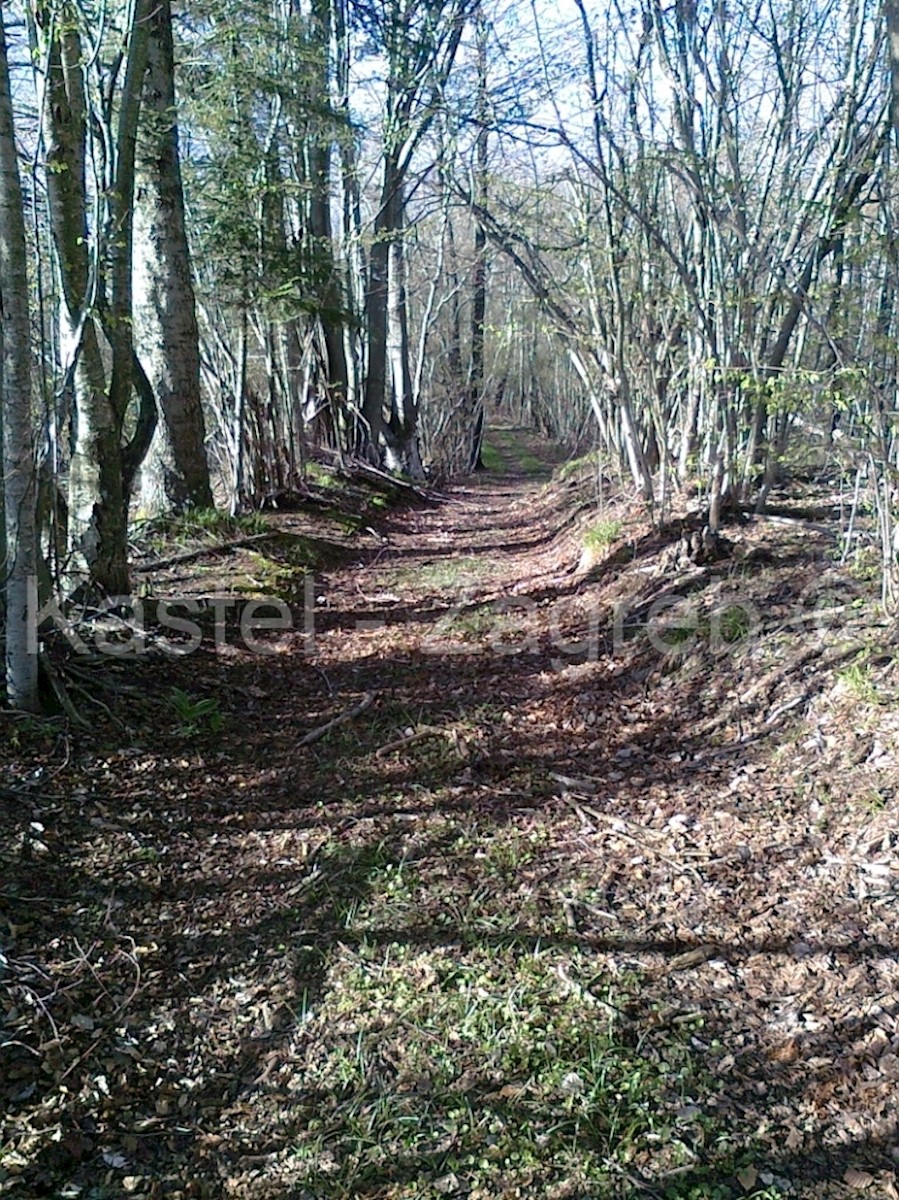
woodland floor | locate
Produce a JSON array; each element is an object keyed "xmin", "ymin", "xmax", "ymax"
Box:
[{"xmin": 3, "ymin": 428, "xmax": 899, "ymax": 1200}]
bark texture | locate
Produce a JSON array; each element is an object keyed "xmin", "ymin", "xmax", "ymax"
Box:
[
  {"xmin": 134, "ymin": 0, "xmax": 212, "ymax": 514},
  {"xmin": 0, "ymin": 11, "xmax": 39, "ymax": 709},
  {"xmin": 37, "ymin": 8, "xmax": 130, "ymax": 594}
]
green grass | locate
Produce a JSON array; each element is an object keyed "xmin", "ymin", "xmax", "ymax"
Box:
[
  {"xmin": 231, "ymin": 532, "xmax": 336, "ymax": 602},
  {"xmin": 258, "ymin": 816, "xmax": 784, "ymax": 1200},
  {"xmin": 859, "ymin": 787, "xmax": 889, "ymax": 813},
  {"xmin": 236, "ymin": 553, "xmax": 309, "ymax": 603},
  {"xmin": 557, "ymin": 450, "xmax": 604, "ymax": 482},
  {"xmin": 283, "ymin": 940, "xmax": 782, "ymax": 1199},
  {"xmin": 641, "ymin": 595, "xmax": 700, "ymax": 651},
  {"xmin": 836, "ymin": 659, "xmax": 880, "ymax": 704},
  {"xmin": 481, "ymin": 434, "xmax": 545, "ymax": 476},
  {"xmin": 715, "ymin": 604, "xmax": 754, "ymax": 644},
  {"xmin": 518, "ymin": 451, "xmax": 544, "ymax": 474},
  {"xmin": 476, "ymin": 828, "xmax": 545, "ymax": 882},
  {"xmin": 305, "ymin": 462, "xmax": 345, "ymax": 491},
  {"xmin": 583, "ymin": 519, "xmax": 623, "ymax": 553},
  {"xmin": 137, "ymin": 506, "xmax": 268, "ymax": 549},
  {"xmin": 480, "ymin": 441, "xmax": 504, "ymax": 471},
  {"xmin": 441, "ymin": 604, "xmax": 509, "ymax": 643},
  {"xmin": 385, "ymin": 557, "xmax": 494, "ymax": 594}
]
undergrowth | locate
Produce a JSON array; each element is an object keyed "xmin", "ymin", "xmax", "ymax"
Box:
[
  {"xmin": 583, "ymin": 519, "xmax": 623, "ymax": 553},
  {"xmin": 285, "ymin": 939, "xmax": 783, "ymax": 1199},
  {"xmin": 136, "ymin": 507, "xmax": 268, "ymax": 550}
]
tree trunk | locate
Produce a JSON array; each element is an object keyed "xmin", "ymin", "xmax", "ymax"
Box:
[
  {"xmin": 468, "ymin": 4, "xmax": 489, "ymax": 473},
  {"xmin": 886, "ymin": 0, "xmax": 899, "ymax": 134},
  {"xmin": 362, "ymin": 151, "xmax": 402, "ymax": 454},
  {"xmin": 385, "ymin": 204, "xmax": 422, "ymax": 475},
  {"xmin": 134, "ymin": 0, "xmax": 212, "ymax": 515},
  {"xmin": 34, "ymin": 8, "xmax": 130, "ymax": 595},
  {"xmin": 0, "ymin": 11, "xmax": 39, "ymax": 711},
  {"xmin": 231, "ymin": 308, "xmax": 249, "ymax": 514},
  {"xmin": 308, "ymin": 0, "xmax": 351, "ymax": 432}
]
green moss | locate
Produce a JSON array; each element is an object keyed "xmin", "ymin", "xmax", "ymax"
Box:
[{"xmin": 480, "ymin": 441, "xmax": 504, "ymax": 471}]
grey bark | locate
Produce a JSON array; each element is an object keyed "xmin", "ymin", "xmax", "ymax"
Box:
[
  {"xmin": 33, "ymin": 5, "xmax": 130, "ymax": 595},
  {"xmin": 467, "ymin": 4, "xmax": 489, "ymax": 473},
  {"xmin": 889, "ymin": 0, "xmax": 899, "ymax": 131},
  {"xmin": 362, "ymin": 149, "xmax": 401, "ymax": 451},
  {"xmin": 134, "ymin": 0, "xmax": 212, "ymax": 514},
  {"xmin": 308, "ymin": 0, "xmax": 351, "ymax": 431},
  {"xmin": 361, "ymin": 0, "xmax": 469, "ymax": 466},
  {"xmin": 0, "ymin": 10, "xmax": 39, "ymax": 710}
]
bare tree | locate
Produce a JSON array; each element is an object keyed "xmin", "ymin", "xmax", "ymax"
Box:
[
  {"xmin": 360, "ymin": 0, "xmax": 473, "ymax": 473},
  {"xmin": 29, "ymin": 0, "xmax": 154, "ymax": 594},
  {"xmin": 0, "ymin": 6, "xmax": 39, "ymax": 710},
  {"xmin": 134, "ymin": 0, "xmax": 213, "ymax": 515}
]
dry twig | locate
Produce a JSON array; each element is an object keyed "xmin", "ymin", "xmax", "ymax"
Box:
[{"xmin": 299, "ymin": 691, "xmax": 377, "ymax": 747}]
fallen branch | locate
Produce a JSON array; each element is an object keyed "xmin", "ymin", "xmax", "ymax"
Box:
[
  {"xmin": 375, "ymin": 726, "xmax": 445, "ymax": 758},
  {"xmin": 341, "ymin": 457, "xmax": 424, "ymax": 493},
  {"xmin": 39, "ymin": 655, "xmax": 89, "ymax": 727},
  {"xmin": 324, "ymin": 452, "xmax": 437, "ymax": 502},
  {"xmin": 658, "ymin": 945, "xmax": 720, "ymax": 974},
  {"xmin": 133, "ymin": 532, "xmax": 280, "ymax": 574},
  {"xmin": 299, "ymin": 692, "xmax": 376, "ymax": 747},
  {"xmin": 740, "ymin": 502, "xmax": 841, "ymax": 526}
]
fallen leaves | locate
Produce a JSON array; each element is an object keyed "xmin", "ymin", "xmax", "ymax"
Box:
[{"xmin": 4, "ymin": 456, "xmax": 899, "ymax": 1198}]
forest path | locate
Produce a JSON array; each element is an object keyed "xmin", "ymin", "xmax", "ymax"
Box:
[{"xmin": 3, "ymin": 429, "xmax": 899, "ymax": 1200}]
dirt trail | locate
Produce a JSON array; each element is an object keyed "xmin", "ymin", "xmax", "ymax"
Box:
[{"xmin": 3, "ymin": 429, "xmax": 899, "ymax": 1200}]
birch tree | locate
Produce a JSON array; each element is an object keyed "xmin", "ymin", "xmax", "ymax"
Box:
[{"xmin": 466, "ymin": 3, "xmax": 489, "ymax": 472}]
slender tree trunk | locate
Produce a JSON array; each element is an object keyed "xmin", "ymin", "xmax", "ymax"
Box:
[
  {"xmin": 362, "ymin": 150, "xmax": 402, "ymax": 454},
  {"xmin": 105, "ymin": 0, "xmax": 152, "ymax": 453},
  {"xmin": 882, "ymin": 0, "xmax": 899, "ymax": 605},
  {"xmin": 308, "ymin": 0, "xmax": 351, "ymax": 430},
  {"xmin": 334, "ymin": 0, "xmax": 365, "ymax": 442},
  {"xmin": 134, "ymin": 0, "xmax": 212, "ymax": 514},
  {"xmin": 468, "ymin": 5, "xmax": 489, "ymax": 473},
  {"xmin": 0, "ymin": 12, "xmax": 39, "ymax": 711},
  {"xmin": 33, "ymin": 7, "xmax": 130, "ymax": 594},
  {"xmin": 231, "ymin": 308, "xmax": 249, "ymax": 513},
  {"xmin": 385, "ymin": 204, "xmax": 423, "ymax": 475},
  {"xmin": 886, "ymin": 0, "xmax": 899, "ymax": 134}
]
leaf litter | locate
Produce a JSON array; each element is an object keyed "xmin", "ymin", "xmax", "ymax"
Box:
[{"xmin": 2, "ymin": 432, "xmax": 899, "ymax": 1198}]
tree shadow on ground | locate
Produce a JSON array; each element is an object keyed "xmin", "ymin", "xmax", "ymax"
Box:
[{"xmin": 1, "ymin": 499, "xmax": 890, "ymax": 1197}]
